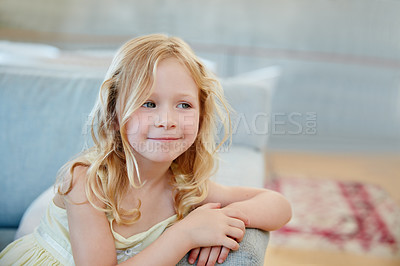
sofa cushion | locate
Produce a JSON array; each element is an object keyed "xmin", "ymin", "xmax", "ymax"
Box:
[
  {"xmin": 214, "ymin": 145, "xmax": 265, "ymax": 188},
  {"xmin": 0, "ymin": 65, "xmax": 103, "ymax": 228},
  {"xmin": 220, "ymin": 66, "xmax": 279, "ymax": 150},
  {"xmin": 0, "ymin": 228, "xmax": 17, "ymax": 251}
]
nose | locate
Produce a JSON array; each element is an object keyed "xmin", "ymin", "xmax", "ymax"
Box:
[{"xmin": 154, "ymin": 108, "xmax": 177, "ymax": 129}]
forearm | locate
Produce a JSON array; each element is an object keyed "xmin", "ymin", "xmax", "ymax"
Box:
[
  {"xmin": 226, "ymin": 191, "xmax": 292, "ymax": 231},
  {"xmin": 119, "ymin": 202, "xmax": 252, "ymax": 265},
  {"xmin": 119, "ymin": 223, "xmax": 191, "ymax": 266}
]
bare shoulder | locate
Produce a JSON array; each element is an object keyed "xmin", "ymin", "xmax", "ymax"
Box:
[
  {"xmin": 54, "ymin": 165, "xmax": 91, "ymax": 209},
  {"xmin": 67, "ymin": 165, "xmax": 90, "ymax": 202}
]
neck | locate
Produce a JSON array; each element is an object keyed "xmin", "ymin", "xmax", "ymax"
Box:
[{"xmin": 133, "ymin": 154, "xmax": 173, "ymax": 188}]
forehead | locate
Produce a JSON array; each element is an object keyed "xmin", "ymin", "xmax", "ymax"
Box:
[{"xmin": 152, "ymin": 57, "xmax": 199, "ymax": 98}]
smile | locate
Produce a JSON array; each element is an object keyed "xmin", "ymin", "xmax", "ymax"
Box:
[{"xmin": 148, "ymin": 137, "xmax": 181, "ymax": 141}]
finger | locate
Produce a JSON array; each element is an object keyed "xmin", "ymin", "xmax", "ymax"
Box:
[
  {"xmin": 226, "ymin": 227, "xmax": 245, "ymax": 242},
  {"xmin": 217, "ymin": 247, "xmax": 230, "ymax": 264},
  {"xmin": 227, "ymin": 217, "xmax": 246, "ymax": 232},
  {"xmin": 199, "ymin": 202, "xmax": 221, "ymax": 210},
  {"xmin": 222, "ymin": 237, "xmax": 240, "ymax": 251},
  {"xmin": 188, "ymin": 248, "xmax": 200, "ymax": 264},
  {"xmin": 197, "ymin": 247, "xmax": 211, "ymax": 266},
  {"xmin": 226, "ymin": 218, "xmax": 245, "ymax": 242},
  {"xmin": 206, "ymin": 246, "xmax": 221, "ymax": 266},
  {"xmin": 222, "ymin": 208, "xmax": 249, "ymax": 225}
]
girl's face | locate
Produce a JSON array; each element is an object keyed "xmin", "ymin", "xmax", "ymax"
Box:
[{"xmin": 125, "ymin": 57, "xmax": 200, "ymax": 164}]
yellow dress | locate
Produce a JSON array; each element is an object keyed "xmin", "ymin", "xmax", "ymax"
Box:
[{"xmin": 0, "ymin": 200, "xmax": 177, "ymax": 265}]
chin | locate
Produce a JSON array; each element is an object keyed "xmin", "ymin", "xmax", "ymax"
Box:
[
  {"xmin": 132, "ymin": 140, "xmax": 194, "ymax": 164},
  {"xmin": 144, "ymin": 153, "xmax": 181, "ymax": 163}
]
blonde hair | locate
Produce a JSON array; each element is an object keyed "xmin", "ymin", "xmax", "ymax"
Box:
[{"xmin": 57, "ymin": 34, "xmax": 231, "ymax": 225}]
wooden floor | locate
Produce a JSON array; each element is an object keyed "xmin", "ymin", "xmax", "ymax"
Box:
[{"xmin": 263, "ymin": 151, "xmax": 400, "ymax": 266}]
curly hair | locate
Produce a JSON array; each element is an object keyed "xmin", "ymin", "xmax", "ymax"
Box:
[{"xmin": 57, "ymin": 34, "xmax": 231, "ymax": 225}]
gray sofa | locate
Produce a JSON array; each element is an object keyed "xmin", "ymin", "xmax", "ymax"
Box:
[
  {"xmin": 0, "ymin": 65, "xmax": 104, "ymax": 247},
  {"xmin": 0, "ymin": 59, "xmax": 273, "ymax": 264}
]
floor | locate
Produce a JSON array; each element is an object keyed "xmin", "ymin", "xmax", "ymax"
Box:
[{"xmin": 263, "ymin": 151, "xmax": 400, "ymax": 266}]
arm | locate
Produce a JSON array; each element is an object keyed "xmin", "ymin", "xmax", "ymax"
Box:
[
  {"xmin": 66, "ymin": 167, "xmax": 247, "ymax": 265},
  {"xmin": 67, "ymin": 190, "xmax": 191, "ymax": 266},
  {"xmin": 204, "ymin": 181, "xmax": 292, "ymax": 232},
  {"xmin": 121, "ymin": 203, "xmax": 246, "ymax": 266},
  {"xmin": 186, "ymin": 181, "xmax": 290, "ymax": 265},
  {"xmin": 65, "ymin": 166, "xmax": 118, "ymax": 266}
]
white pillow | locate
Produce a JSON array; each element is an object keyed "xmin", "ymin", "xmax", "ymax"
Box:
[
  {"xmin": 219, "ymin": 66, "xmax": 280, "ymax": 150},
  {"xmin": 198, "ymin": 57, "xmax": 218, "ymax": 74},
  {"xmin": 0, "ymin": 41, "xmax": 219, "ymax": 76},
  {"xmin": 0, "ymin": 41, "xmax": 60, "ymax": 66},
  {"xmin": 14, "ymin": 186, "xmax": 55, "ymax": 240},
  {"xmin": 224, "ymin": 66, "xmax": 281, "ymax": 87},
  {"xmin": 213, "ymin": 145, "xmax": 265, "ymax": 188}
]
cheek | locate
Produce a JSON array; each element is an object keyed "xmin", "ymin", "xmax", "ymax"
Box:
[
  {"xmin": 125, "ymin": 116, "xmax": 140, "ymax": 135},
  {"xmin": 126, "ymin": 114, "xmax": 152, "ymax": 137},
  {"xmin": 180, "ymin": 112, "xmax": 199, "ymax": 136}
]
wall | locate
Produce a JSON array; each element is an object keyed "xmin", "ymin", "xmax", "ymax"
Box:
[{"xmin": 1, "ymin": 0, "xmax": 399, "ymax": 152}]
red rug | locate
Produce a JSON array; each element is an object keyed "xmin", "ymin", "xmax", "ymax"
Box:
[{"xmin": 265, "ymin": 177, "xmax": 400, "ymax": 258}]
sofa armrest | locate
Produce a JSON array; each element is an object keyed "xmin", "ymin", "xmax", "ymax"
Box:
[{"xmin": 176, "ymin": 229, "xmax": 269, "ymax": 266}]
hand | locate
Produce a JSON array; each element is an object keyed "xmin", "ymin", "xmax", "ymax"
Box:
[
  {"xmin": 188, "ymin": 246, "xmax": 231, "ymax": 266},
  {"xmin": 179, "ymin": 202, "xmax": 248, "ymax": 252}
]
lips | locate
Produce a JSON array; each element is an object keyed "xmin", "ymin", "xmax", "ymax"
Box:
[{"xmin": 148, "ymin": 137, "xmax": 182, "ymax": 141}]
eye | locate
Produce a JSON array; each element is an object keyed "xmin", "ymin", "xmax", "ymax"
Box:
[
  {"xmin": 142, "ymin": 101, "xmax": 156, "ymax": 108},
  {"xmin": 177, "ymin": 102, "xmax": 192, "ymax": 109}
]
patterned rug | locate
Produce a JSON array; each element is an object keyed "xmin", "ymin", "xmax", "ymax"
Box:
[{"xmin": 265, "ymin": 177, "xmax": 400, "ymax": 258}]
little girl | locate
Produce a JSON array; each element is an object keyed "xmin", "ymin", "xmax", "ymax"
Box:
[{"xmin": 0, "ymin": 34, "xmax": 291, "ymax": 265}]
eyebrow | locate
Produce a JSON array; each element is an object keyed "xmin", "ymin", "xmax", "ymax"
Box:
[
  {"xmin": 176, "ymin": 92, "xmax": 198, "ymax": 98},
  {"xmin": 150, "ymin": 91, "xmax": 198, "ymax": 99}
]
